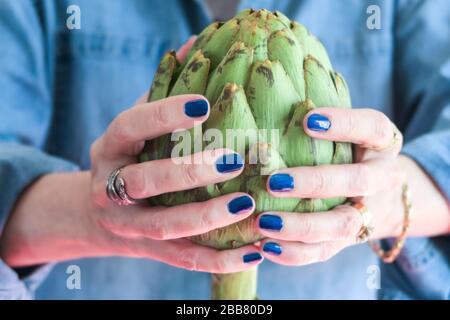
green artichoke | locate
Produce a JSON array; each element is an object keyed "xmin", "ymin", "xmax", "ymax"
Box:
[{"xmin": 139, "ymin": 8, "xmax": 352, "ymax": 299}]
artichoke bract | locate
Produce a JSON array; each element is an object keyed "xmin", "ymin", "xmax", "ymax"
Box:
[{"xmin": 139, "ymin": 8, "xmax": 352, "ymax": 299}]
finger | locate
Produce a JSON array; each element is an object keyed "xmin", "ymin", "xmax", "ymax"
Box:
[
  {"xmin": 256, "ymin": 205, "xmax": 362, "ymax": 243},
  {"xmin": 267, "ymin": 158, "xmax": 392, "ymax": 198},
  {"xmin": 120, "ymin": 149, "xmax": 244, "ymax": 199},
  {"xmin": 124, "ymin": 238, "xmax": 263, "ymax": 273},
  {"xmin": 103, "ymin": 192, "xmax": 255, "ymax": 240},
  {"xmin": 176, "ymin": 36, "xmax": 197, "ymax": 63},
  {"xmin": 259, "ymin": 238, "xmax": 351, "ymax": 266},
  {"xmin": 102, "ymin": 94, "xmax": 209, "ymax": 157},
  {"xmin": 304, "ymin": 108, "xmax": 402, "ymax": 153}
]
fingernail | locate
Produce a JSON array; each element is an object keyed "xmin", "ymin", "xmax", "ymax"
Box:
[
  {"xmin": 228, "ymin": 195, "xmax": 253, "ymax": 214},
  {"xmin": 184, "ymin": 99, "xmax": 209, "ymax": 118},
  {"xmin": 216, "ymin": 153, "xmax": 244, "ymax": 173},
  {"xmin": 243, "ymin": 252, "xmax": 263, "ymax": 263},
  {"xmin": 263, "ymin": 242, "xmax": 282, "ymax": 256},
  {"xmin": 269, "ymin": 174, "xmax": 294, "ymax": 192},
  {"xmin": 259, "ymin": 214, "xmax": 283, "ymax": 231},
  {"xmin": 307, "ymin": 114, "xmax": 331, "ymax": 131}
]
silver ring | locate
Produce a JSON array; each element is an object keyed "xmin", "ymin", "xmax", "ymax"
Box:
[{"xmin": 106, "ymin": 167, "xmax": 139, "ymax": 206}]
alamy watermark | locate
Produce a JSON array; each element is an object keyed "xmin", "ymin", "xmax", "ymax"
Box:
[
  {"xmin": 66, "ymin": 5, "xmax": 81, "ymax": 30},
  {"xmin": 169, "ymin": 126, "xmax": 281, "ymax": 175},
  {"xmin": 366, "ymin": 5, "xmax": 382, "ymax": 30},
  {"xmin": 66, "ymin": 264, "xmax": 81, "ymax": 290},
  {"xmin": 366, "ymin": 264, "xmax": 381, "ymax": 290}
]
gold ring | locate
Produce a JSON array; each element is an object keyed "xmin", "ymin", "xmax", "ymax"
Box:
[{"xmin": 349, "ymin": 202, "xmax": 374, "ymax": 243}]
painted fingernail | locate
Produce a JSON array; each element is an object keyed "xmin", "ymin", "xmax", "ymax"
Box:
[
  {"xmin": 307, "ymin": 114, "xmax": 331, "ymax": 131},
  {"xmin": 216, "ymin": 153, "xmax": 244, "ymax": 173},
  {"xmin": 184, "ymin": 99, "xmax": 209, "ymax": 118},
  {"xmin": 243, "ymin": 252, "xmax": 263, "ymax": 263},
  {"xmin": 259, "ymin": 214, "xmax": 283, "ymax": 231},
  {"xmin": 263, "ymin": 242, "xmax": 282, "ymax": 256},
  {"xmin": 269, "ymin": 174, "xmax": 294, "ymax": 192},
  {"xmin": 228, "ymin": 195, "xmax": 253, "ymax": 214}
]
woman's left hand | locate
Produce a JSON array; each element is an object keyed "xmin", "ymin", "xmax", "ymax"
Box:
[{"xmin": 256, "ymin": 107, "xmax": 406, "ymax": 266}]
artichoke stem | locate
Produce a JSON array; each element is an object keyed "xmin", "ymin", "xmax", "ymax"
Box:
[{"xmin": 211, "ymin": 268, "xmax": 258, "ymax": 300}]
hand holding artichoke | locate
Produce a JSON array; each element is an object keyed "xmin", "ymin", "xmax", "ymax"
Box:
[{"xmin": 140, "ymin": 8, "xmax": 352, "ymax": 299}]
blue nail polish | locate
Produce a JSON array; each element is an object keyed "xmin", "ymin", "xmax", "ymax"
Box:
[
  {"xmin": 228, "ymin": 195, "xmax": 253, "ymax": 214},
  {"xmin": 263, "ymin": 242, "xmax": 282, "ymax": 255},
  {"xmin": 243, "ymin": 252, "xmax": 263, "ymax": 263},
  {"xmin": 216, "ymin": 153, "xmax": 244, "ymax": 173},
  {"xmin": 259, "ymin": 214, "xmax": 283, "ymax": 231},
  {"xmin": 307, "ymin": 114, "xmax": 331, "ymax": 131},
  {"xmin": 269, "ymin": 174, "xmax": 294, "ymax": 192},
  {"xmin": 184, "ymin": 99, "xmax": 209, "ymax": 118}
]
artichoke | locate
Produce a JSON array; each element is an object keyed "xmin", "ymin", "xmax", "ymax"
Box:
[{"xmin": 139, "ymin": 8, "xmax": 352, "ymax": 299}]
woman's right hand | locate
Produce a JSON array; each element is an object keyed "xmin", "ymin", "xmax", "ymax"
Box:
[
  {"xmin": 86, "ymin": 91, "xmax": 262, "ymax": 273},
  {"xmin": 0, "ymin": 39, "xmax": 263, "ymax": 273},
  {"xmin": 0, "ymin": 93, "xmax": 262, "ymax": 273}
]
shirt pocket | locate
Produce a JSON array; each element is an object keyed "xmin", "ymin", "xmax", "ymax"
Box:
[
  {"xmin": 322, "ymin": 28, "xmax": 394, "ymax": 115},
  {"xmin": 53, "ymin": 31, "xmax": 173, "ymax": 111},
  {"xmin": 48, "ymin": 31, "xmax": 172, "ymax": 166}
]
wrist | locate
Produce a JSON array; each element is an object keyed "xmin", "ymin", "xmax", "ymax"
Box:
[
  {"xmin": 398, "ymin": 155, "xmax": 450, "ymax": 236},
  {"xmin": 372, "ymin": 183, "xmax": 405, "ymax": 239},
  {"xmin": 0, "ymin": 171, "xmax": 103, "ymax": 267}
]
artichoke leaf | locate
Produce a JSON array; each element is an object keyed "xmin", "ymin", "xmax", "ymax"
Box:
[
  {"xmin": 246, "ymin": 60, "xmax": 301, "ymax": 147},
  {"xmin": 291, "ymin": 21, "xmax": 333, "ymax": 71},
  {"xmin": 180, "ymin": 21, "xmax": 221, "ymax": 73},
  {"xmin": 139, "ymin": 51, "xmax": 178, "ymax": 163},
  {"xmin": 203, "ymin": 18, "xmax": 241, "ymax": 70},
  {"xmin": 268, "ymin": 28, "xmax": 306, "ymax": 100},
  {"xmin": 205, "ymin": 42, "xmax": 254, "ymax": 105}
]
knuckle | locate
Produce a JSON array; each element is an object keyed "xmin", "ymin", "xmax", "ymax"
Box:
[
  {"xmin": 125, "ymin": 166, "xmax": 148, "ymax": 198},
  {"xmin": 91, "ymin": 183, "xmax": 108, "ymax": 207},
  {"xmin": 176, "ymin": 248, "xmax": 199, "ymax": 271},
  {"xmin": 310, "ymin": 170, "xmax": 331, "ymax": 195},
  {"xmin": 95, "ymin": 213, "xmax": 135, "ymax": 238},
  {"xmin": 181, "ymin": 164, "xmax": 201, "ymax": 187},
  {"xmin": 338, "ymin": 210, "xmax": 361, "ymax": 239},
  {"xmin": 299, "ymin": 216, "xmax": 314, "ymax": 239},
  {"xmin": 318, "ymin": 243, "xmax": 335, "ymax": 262},
  {"xmin": 292, "ymin": 249, "xmax": 314, "ymax": 266},
  {"xmin": 213, "ymin": 255, "xmax": 231, "ymax": 273},
  {"xmin": 344, "ymin": 114, "xmax": 360, "ymax": 137},
  {"xmin": 89, "ymin": 139, "xmax": 102, "ymax": 163},
  {"xmin": 148, "ymin": 216, "xmax": 170, "ymax": 240},
  {"xmin": 95, "ymin": 215, "xmax": 114, "ymax": 233},
  {"xmin": 373, "ymin": 112, "xmax": 392, "ymax": 145},
  {"xmin": 351, "ymin": 164, "xmax": 370, "ymax": 195},
  {"xmin": 151, "ymin": 104, "xmax": 171, "ymax": 128},
  {"xmin": 110, "ymin": 112, "xmax": 133, "ymax": 143},
  {"xmin": 198, "ymin": 206, "xmax": 216, "ymax": 231}
]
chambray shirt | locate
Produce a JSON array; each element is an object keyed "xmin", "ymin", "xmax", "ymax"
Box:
[{"xmin": 0, "ymin": 0, "xmax": 449, "ymax": 300}]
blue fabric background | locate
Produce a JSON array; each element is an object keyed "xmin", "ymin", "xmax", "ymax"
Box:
[{"xmin": 0, "ymin": 0, "xmax": 449, "ymax": 299}]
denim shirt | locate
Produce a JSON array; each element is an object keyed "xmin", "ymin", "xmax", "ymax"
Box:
[{"xmin": 0, "ymin": 0, "xmax": 449, "ymax": 300}]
